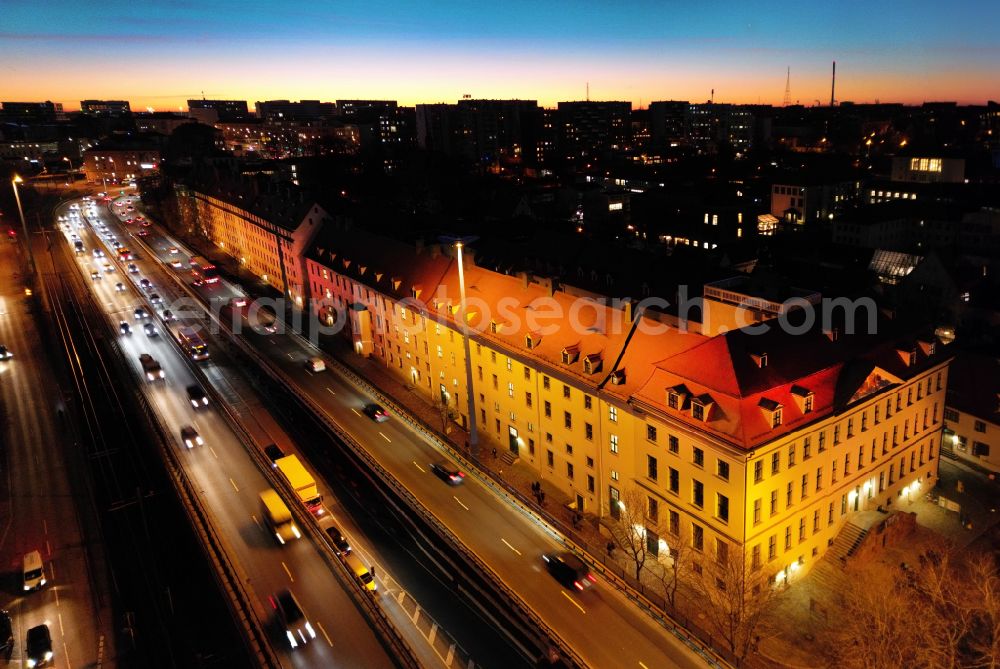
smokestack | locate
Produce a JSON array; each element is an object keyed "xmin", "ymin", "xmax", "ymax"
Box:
[{"xmin": 830, "ymin": 61, "xmax": 836, "ymax": 107}]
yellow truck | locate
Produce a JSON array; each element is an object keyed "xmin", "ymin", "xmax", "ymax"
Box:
[
  {"xmin": 275, "ymin": 455, "xmax": 323, "ymax": 515},
  {"xmin": 259, "ymin": 489, "xmax": 301, "ymax": 545}
]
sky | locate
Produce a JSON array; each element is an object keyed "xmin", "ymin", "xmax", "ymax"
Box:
[{"xmin": 1, "ymin": 0, "xmax": 998, "ymax": 110}]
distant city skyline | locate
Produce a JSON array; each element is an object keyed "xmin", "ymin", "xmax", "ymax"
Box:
[{"xmin": 2, "ymin": 0, "xmax": 998, "ymax": 110}]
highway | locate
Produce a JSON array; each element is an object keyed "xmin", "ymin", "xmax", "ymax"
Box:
[
  {"xmin": 57, "ymin": 197, "xmax": 403, "ymax": 669},
  {"xmin": 121, "ymin": 199, "xmax": 718, "ymax": 668}
]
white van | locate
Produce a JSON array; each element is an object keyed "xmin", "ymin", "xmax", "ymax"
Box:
[{"xmin": 22, "ymin": 550, "xmax": 46, "ymax": 591}]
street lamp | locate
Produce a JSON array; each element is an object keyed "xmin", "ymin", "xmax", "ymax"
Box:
[
  {"xmin": 11, "ymin": 175, "xmax": 36, "ymax": 275},
  {"xmin": 441, "ymin": 235, "xmax": 480, "ymax": 455}
]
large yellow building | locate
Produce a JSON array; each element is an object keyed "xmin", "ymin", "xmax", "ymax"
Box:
[{"xmin": 304, "ymin": 224, "xmax": 950, "ymax": 582}]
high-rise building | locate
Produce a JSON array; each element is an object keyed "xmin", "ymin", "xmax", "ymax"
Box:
[
  {"xmin": 255, "ymin": 100, "xmax": 336, "ymax": 122},
  {"xmin": 1, "ymin": 101, "xmax": 65, "ymax": 122},
  {"xmin": 648, "ymin": 101, "xmax": 689, "ymax": 147},
  {"xmin": 555, "ymin": 101, "xmax": 631, "ymax": 161},
  {"xmin": 80, "ymin": 100, "xmax": 132, "ymax": 118}
]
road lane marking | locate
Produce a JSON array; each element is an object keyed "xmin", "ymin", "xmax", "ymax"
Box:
[
  {"xmin": 286, "ymin": 352, "xmax": 294, "ymax": 359},
  {"xmin": 208, "ymin": 446, "xmax": 219, "ymax": 459},
  {"xmin": 43, "ymin": 519, "xmax": 48, "ymax": 535},
  {"xmin": 350, "ymin": 408, "xmax": 361, "ymax": 417},
  {"xmin": 46, "ymin": 540, "xmax": 51, "ymax": 557},
  {"xmin": 325, "ymin": 387, "xmax": 336, "ymax": 396},
  {"xmin": 63, "ymin": 641, "xmax": 72, "ymax": 669},
  {"xmin": 54, "ymin": 586, "xmax": 60, "ymax": 607},
  {"xmin": 58, "ymin": 612, "xmax": 65, "ymax": 635},
  {"xmin": 379, "ymin": 432, "xmax": 391, "ymax": 443},
  {"xmin": 453, "ymin": 496, "xmax": 469, "ymax": 511},
  {"xmin": 501, "ymin": 538, "xmax": 522, "ymax": 556},
  {"xmin": 317, "ymin": 621, "xmax": 333, "ymax": 647},
  {"xmin": 252, "ymin": 514, "xmax": 263, "ymax": 532},
  {"xmin": 413, "ymin": 462, "xmax": 426, "ymax": 473},
  {"xmin": 229, "ymin": 478, "xmax": 239, "ymax": 492},
  {"xmin": 561, "ymin": 591, "xmax": 586, "ymax": 614},
  {"xmin": 639, "ymin": 662, "xmax": 650, "ymax": 669},
  {"xmin": 281, "ymin": 561, "xmax": 294, "ymax": 582}
]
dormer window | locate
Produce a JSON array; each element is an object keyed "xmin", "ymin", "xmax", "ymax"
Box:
[
  {"xmin": 667, "ymin": 390, "xmax": 679, "ymax": 409},
  {"xmin": 667, "ymin": 384, "xmax": 689, "ymax": 410},
  {"xmin": 525, "ymin": 334, "xmax": 536, "ymax": 349},
  {"xmin": 825, "ymin": 328, "xmax": 840, "ymax": 342},
  {"xmin": 411, "ymin": 287, "xmax": 422, "ymax": 299},
  {"xmin": 691, "ymin": 394, "xmax": 714, "ymax": 421},
  {"xmin": 609, "ymin": 369, "xmax": 626, "ymax": 385},
  {"xmin": 791, "ymin": 385, "xmax": 814, "ymax": 413},
  {"xmin": 751, "ymin": 352, "xmax": 768, "ymax": 369},
  {"xmin": 561, "ymin": 346, "xmax": 580, "ymax": 365},
  {"xmin": 759, "ymin": 398, "xmax": 783, "ymax": 428},
  {"xmin": 583, "ymin": 353, "xmax": 602, "ymax": 375},
  {"xmin": 489, "ymin": 320, "xmax": 499, "ymax": 334}
]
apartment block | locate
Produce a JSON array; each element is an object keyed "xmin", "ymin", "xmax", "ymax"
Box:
[{"xmin": 303, "ymin": 224, "xmax": 950, "ymax": 583}]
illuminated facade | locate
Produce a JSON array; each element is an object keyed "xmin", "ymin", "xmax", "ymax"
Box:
[
  {"xmin": 179, "ymin": 189, "xmax": 328, "ymax": 303},
  {"xmin": 83, "ymin": 147, "xmax": 160, "ymax": 184},
  {"xmin": 943, "ymin": 353, "xmax": 1000, "ymax": 473},
  {"xmin": 304, "ymin": 225, "xmax": 950, "ymax": 581}
]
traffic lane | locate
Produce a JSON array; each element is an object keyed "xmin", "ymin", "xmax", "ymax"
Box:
[
  {"xmin": 248, "ymin": 331, "xmax": 706, "ymax": 668},
  {"xmin": 106, "ymin": 305, "xmax": 395, "ymax": 669},
  {"xmin": 133, "ymin": 212, "xmax": 705, "ymax": 667},
  {"xmin": 1, "ymin": 232, "xmax": 104, "ymax": 668}
]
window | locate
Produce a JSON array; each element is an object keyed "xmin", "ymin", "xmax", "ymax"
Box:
[
  {"xmin": 567, "ymin": 463, "xmax": 574, "ymax": 480},
  {"xmin": 788, "ymin": 444, "xmax": 796, "ymax": 467},
  {"xmin": 803, "ymin": 394, "xmax": 814, "ymax": 413},
  {"xmin": 752, "ymin": 544, "xmax": 761, "ymax": 570},
  {"xmin": 693, "ymin": 447, "xmax": 704, "ymax": 467},
  {"xmin": 609, "ymin": 406, "xmax": 618, "ymax": 423},
  {"xmin": 543, "ymin": 376, "xmax": 550, "ymax": 390},
  {"xmin": 667, "ymin": 391, "xmax": 679, "ymax": 409},
  {"xmin": 803, "ymin": 437, "xmax": 812, "ymax": 460},
  {"xmin": 492, "ymin": 374, "xmax": 498, "ymax": 390},
  {"xmin": 692, "ymin": 480, "xmax": 704, "ymax": 508},
  {"xmin": 647, "ymin": 497, "xmax": 658, "ymax": 521},
  {"xmin": 717, "ymin": 460, "xmax": 730, "ymax": 481},
  {"xmin": 717, "ymin": 494, "xmax": 729, "ymax": 522},
  {"xmin": 801, "ymin": 474, "xmax": 808, "ymax": 498},
  {"xmin": 565, "ymin": 443, "xmax": 574, "ymax": 455},
  {"xmin": 693, "ymin": 403, "xmax": 705, "ymax": 421},
  {"xmin": 786, "ymin": 481, "xmax": 794, "ymax": 507},
  {"xmin": 584, "ymin": 395, "xmax": 592, "ymax": 410},
  {"xmin": 770, "ymin": 490, "xmax": 778, "ymax": 515},
  {"xmin": 785, "ymin": 526, "xmax": 792, "ymax": 550},
  {"xmin": 544, "ymin": 400, "xmax": 551, "ymax": 418},
  {"xmin": 818, "ymin": 432, "xmax": 826, "ymax": 452},
  {"xmin": 506, "ymin": 357, "xmax": 512, "ymax": 371},
  {"xmin": 669, "ymin": 510, "xmax": 680, "ymax": 535},
  {"xmin": 584, "ymin": 423, "xmax": 593, "ymax": 440},
  {"xmin": 563, "ymin": 384, "xmax": 570, "ymax": 399},
  {"xmin": 669, "ymin": 436, "xmax": 679, "ymax": 454},
  {"xmin": 646, "ymin": 425, "xmax": 657, "ymax": 442},
  {"xmin": 587, "ymin": 475, "xmax": 595, "ymax": 493},
  {"xmin": 754, "ymin": 460, "xmax": 763, "ymax": 483},
  {"xmin": 771, "ymin": 407, "xmax": 783, "ymax": 428},
  {"xmin": 647, "ymin": 455, "xmax": 658, "ymax": 481},
  {"xmin": 546, "ymin": 450, "xmax": 554, "ymax": 467},
  {"xmin": 799, "ymin": 517, "xmax": 806, "ymax": 542},
  {"xmin": 975, "ymin": 420, "xmax": 987, "ymax": 433},
  {"xmin": 771, "ymin": 452, "xmax": 780, "ymax": 475},
  {"xmin": 508, "ymin": 382, "xmax": 515, "ymax": 398},
  {"xmin": 753, "ymin": 499, "xmax": 761, "ymax": 525},
  {"xmin": 524, "ymin": 367, "xmax": 531, "ymax": 381},
  {"xmin": 768, "ymin": 535, "xmax": 777, "ymax": 560},
  {"xmin": 944, "ymin": 408, "xmax": 959, "ymax": 422},
  {"xmin": 610, "ymin": 434, "xmax": 619, "ymax": 454},
  {"xmin": 526, "ymin": 392, "xmax": 533, "ymax": 407},
  {"xmin": 813, "ymin": 510, "xmax": 820, "ymax": 533},
  {"xmin": 833, "ymin": 425, "xmax": 840, "ymax": 445},
  {"xmin": 973, "ymin": 442, "xmax": 991, "ymax": 457},
  {"xmin": 692, "ymin": 524, "xmax": 704, "ymax": 551},
  {"xmin": 669, "ymin": 467, "xmax": 679, "ymax": 494},
  {"xmin": 816, "ymin": 467, "xmax": 823, "ymax": 491},
  {"xmin": 564, "ymin": 411, "xmax": 572, "ymax": 429}
]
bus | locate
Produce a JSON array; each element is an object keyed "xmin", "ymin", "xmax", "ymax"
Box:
[
  {"xmin": 190, "ymin": 256, "xmax": 220, "ymax": 285},
  {"xmin": 177, "ymin": 325, "xmax": 210, "ymax": 361}
]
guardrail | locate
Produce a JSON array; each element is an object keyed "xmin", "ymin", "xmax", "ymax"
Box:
[
  {"xmin": 56, "ymin": 261, "xmax": 283, "ymax": 669},
  {"xmin": 125, "ymin": 229, "xmax": 424, "ymax": 669}
]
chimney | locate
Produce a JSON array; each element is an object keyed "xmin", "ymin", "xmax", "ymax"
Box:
[
  {"xmin": 830, "ymin": 61, "xmax": 836, "ymax": 107},
  {"xmin": 519, "ymin": 271, "xmax": 530, "ymax": 289}
]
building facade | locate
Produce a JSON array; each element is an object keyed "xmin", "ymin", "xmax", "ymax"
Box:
[
  {"xmin": 943, "ymin": 353, "xmax": 1000, "ymax": 473},
  {"xmin": 302, "ymin": 224, "xmax": 951, "ymax": 583},
  {"xmin": 80, "ymin": 100, "xmax": 132, "ymax": 117},
  {"xmin": 83, "ymin": 145, "xmax": 161, "ymax": 184}
]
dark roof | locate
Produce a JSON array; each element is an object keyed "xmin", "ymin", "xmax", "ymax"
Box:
[{"xmin": 946, "ymin": 352, "xmax": 1000, "ymax": 424}]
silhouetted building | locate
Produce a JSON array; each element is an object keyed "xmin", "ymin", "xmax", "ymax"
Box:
[
  {"xmin": 556, "ymin": 101, "xmax": 631, "ymax": 161},
  {"xmin": 80, "ymin": 100, "xmax": 132, "ymax": 118},
  {"xmin": 186, "ymin": 99, "xmax": 249, "ymax": 122},
  {"xmin": 255, "ymin": 100, "xmax": 336, "ymax": 122},
  {"xmin": 1, "ymin": 101, "xmax": 65, "ymax": 122}
]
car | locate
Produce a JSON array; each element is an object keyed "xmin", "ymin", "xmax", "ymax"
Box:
[
  {"xmin": 362, "ymin": 403, "xmax": 389, "ymax": 423},
  {"xmin": 90, "ymin": 270, "xmax": 102, "ymax": 281},
  {"xmin": 133, "ymin": 307, "xmax": 148, "ymax": 320},
  {"xmin": 0, "ymin": 345, "xmax": 11, "ymax": 360},
  {"xmin": 119, "ymin": 321, "xmax": 132, "ymax": 335},
  {"xmin": 430, "ymin": 461, "xmax": 465, "ymax": 485},
  {"xmin": 136, "ymin": 228, "xmax": 149, "ymax": 236},
  {"xmin": 150, "ymin": 292, "xmax": 162, "ymax": 304},
  {"xmin": 0, "ymin": 609, "xmax": 11, "ymax": 655},
  {"xmin": 139, "ymin": 353, "xmax": 164, "ymax": 380},
  {"xmin": 186, "ymin": 385, "xmax": 209, "ymax": 408},
  {"xmin": 264, "ymin": 443, "xmax": 285, "ymax": 466},
  {"xmin": 161, "ymin": 309, "xmax": 174, "ymax": 322},
  {"xmin": 180, "ymin": 425, "xmax": 203, "ymax": 449},
  {"xmin": 324, "ymin": 526, "xmax": 351, "ymax": 555},
  {"xmin": 272, "ymin": 589, "xmax": 315, "ymax": 649},
  {"xmin": 124, "ymin": 218, "xmax": 134, "ymax": 224},
  {"xmin": 25, "ymin": 624, "xmax": 52, "ymax": 668},
  {"xmin": 231, "ymin": 296, "xmax": 248, "ymax": 308},
  {"xmin": 168, "ymin": 246, "xmax": 179, "ymax": 254},
  {"xmin": 143, "ymin": 323, "xmax": 158, "ymax": 337},
  {"xmin": 103, "ymin": 262, "xmax": 114, "ymax": 273},
  {"xmin": 118, "ymin": 249, "xmax": 132, "ymax": 260},
  {"xmin": 92, "ymin": 248, "xmax": 104, "ymax": 258},
  {"xmin": 542, "ymin": 552, "xmax": 596, "ymax": 591},
  {"xmin": 115, "ymin": 282, "xmax": 126, "ymax": 292},
  {"xmin": 139, "ymin": 278, "xmax": 152, "ymax": 290},
  {"xmin": 305, "ymin": 357, "xmax": 326, "ymax": 373},
  {"xmin": 127, "ymin": 263, "xmax": 139, "ymax": 273},
  {"xmin": 126, "ymin": 205, "xmax": 134, "ymax": 211},
  {"xmin": 140, "ymin": 220, "xmax": 151, "ymax": 227},
  {"xmin": 170, "ymin": 260, "xmax": 183, "ymax": 268}
]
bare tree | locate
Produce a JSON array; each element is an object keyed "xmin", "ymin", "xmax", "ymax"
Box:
[
  {"xmin": 604, "ymin": 486, "xmax": 664, "ymax": 581},
  {"xmin": 967, "ymin": 553, "xmax": 1000, "ymax": 669},
  {"xmin": 690, "ymin": 543, "xmax": 779, "ymax": 664},
  {"xmin": 645, "ymin": 525, "xmax": 691, "ymax": 610}
]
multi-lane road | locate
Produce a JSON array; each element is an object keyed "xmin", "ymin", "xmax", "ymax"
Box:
[
  {"xmin": 0, "ymin": 234, "xmax": 114, "ymax": 667},
  {"xmin": 115, "ymin": 198, "xmax": 719, "ymax": 669}
]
